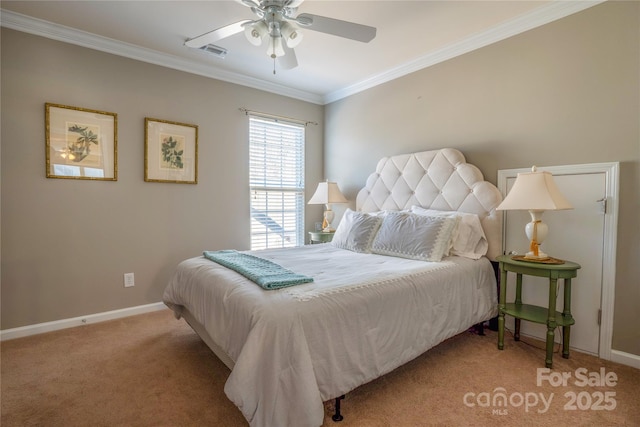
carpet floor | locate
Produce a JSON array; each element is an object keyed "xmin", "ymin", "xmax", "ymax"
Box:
[{"xmin": 2, "ymin": 309, "xmax": 639, "ymax": 426}]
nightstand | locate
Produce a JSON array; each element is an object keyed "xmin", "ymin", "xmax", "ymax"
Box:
[
  {"xmin": 496, "ymin": 254, "xmax": 581, "ymax": 368},
  {"xmin": 308, "ymin": 231, "xmax": 334, "ymax": 244}
]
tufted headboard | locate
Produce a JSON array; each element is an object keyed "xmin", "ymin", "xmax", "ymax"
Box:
[{"xmin": 356, "ymin": 148, "xmax": 503, "ymax": 261}]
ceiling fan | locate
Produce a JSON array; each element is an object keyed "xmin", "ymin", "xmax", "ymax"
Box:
[{"xmin": 184, "ymin": 0, "xmax": 377, "ymax": 73}]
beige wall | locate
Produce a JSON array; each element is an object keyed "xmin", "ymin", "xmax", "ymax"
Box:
[
  {"xmin": 0, "ymin": 29, "xmax": 324, "ymax": 329},
  {"xmin": 325, "ymin": 1, "xmax": 639, "ymax": 356}
]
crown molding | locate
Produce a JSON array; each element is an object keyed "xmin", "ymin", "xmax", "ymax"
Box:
[
  {"xmin": 0, "ymin": 9, "xmax": 324, "ymax": 105},
  {"xmin": 323, "ymin": 0, "xmax": 606, "ymax": 104},
  {"xmin": 2, "ymin": 1, "xmax": 605, "ymax": 106}
]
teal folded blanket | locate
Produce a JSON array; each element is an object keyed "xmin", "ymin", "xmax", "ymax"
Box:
[{"xmin": 203, "ymin": 250, "xmax": 314, "ymax": 290}]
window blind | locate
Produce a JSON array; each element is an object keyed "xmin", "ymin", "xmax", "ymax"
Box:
[{"xmin": 249, "ymin": 116, "xmax": 305, "ymax": 250}]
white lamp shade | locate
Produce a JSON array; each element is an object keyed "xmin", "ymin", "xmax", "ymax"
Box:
[
  {"xmin": 265, "ymin": 35, "xmax": 285, "ymax": 58},
  {"xmin": 497, "ymin": 167, "xmax": 572, "ymax": 211},
  {"xmin": 308, "ymin": 181, "xmax": 348, "ymax": 205},
  {"xmin": 244, "ymin": 21, "xmax": 268, "ymax": 46},
  {"xmin": 281, "ymin": 22, "xmax": 303, "ymax": 48}
]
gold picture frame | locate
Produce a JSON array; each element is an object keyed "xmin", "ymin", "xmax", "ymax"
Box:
[
  {"xmin": 144, "ymin": 117, "xmax": 198, "ymax": 184},
  {"xmin": 45, "ymin": 103, "xmax": 117, "ymax": 180}
]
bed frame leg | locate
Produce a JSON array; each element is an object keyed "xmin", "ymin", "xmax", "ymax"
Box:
[
  {"xmin": 475, "ymin": 322, "xmax": 485, "ymax": 336},
  {"xmin": 332, "ymin": 395, "xmax": 345, "ymax": 422}
]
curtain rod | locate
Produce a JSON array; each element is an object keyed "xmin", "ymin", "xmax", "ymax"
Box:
[{"xmin": 239, "ymin": 108, "xmax": 318, "ymax": 126}]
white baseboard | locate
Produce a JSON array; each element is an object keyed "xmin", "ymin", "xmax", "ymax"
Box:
[
  {"xmin": 507, "ymin": 330, "xmax": 640, "ymax": 370},
  {"xmin": 4, "ymin": 305, "xmax": 639, "ymax": 370},
  {"xmin": 610, "ymin": 349, "xmax": 640, "ymax": 370},
  {"xmin": 0, "ymin": 302, "xmax": 167, "ymax": 341}
]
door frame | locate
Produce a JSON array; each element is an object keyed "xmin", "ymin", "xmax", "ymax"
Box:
[{"xmin": 497, "ymin": 162, "xmax": 619, "ymax": 360}]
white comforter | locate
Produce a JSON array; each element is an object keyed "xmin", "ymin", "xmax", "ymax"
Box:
[{"xmin": 163, "ymin": 244, "xmax": 497, "ymax": 427}]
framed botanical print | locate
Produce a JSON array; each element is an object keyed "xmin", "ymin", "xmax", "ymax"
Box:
[
  {"xmin": 45, "ymin": 103, "xmax": 117, "ymax": 180},
  {"xmin": 144, "ymin": 117, "xmax": 198, "ymax": 184}
]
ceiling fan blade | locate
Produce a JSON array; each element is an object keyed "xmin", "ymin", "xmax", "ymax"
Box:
[
  {"xmin": 296, "ymin": 13, "xmax": 376, "ymax": 43},
  {"xmin": 285, "ymin": 0, "xmax": 305, "ymax": 8},
  {"xmin": 236, "ymin": 0, "xmax": 261, "ymax": 8},
  {"xmin": 279, "ymin": 45, "xmax": 298, "ymax": 70},
  {"xmin": 185, "ymin": 20, "xmax": 250, "ymax": 48}
]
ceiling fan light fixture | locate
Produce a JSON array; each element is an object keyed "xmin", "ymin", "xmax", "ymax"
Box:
[
  {"xmin": 186, "ymin": 0, "xmax": 377, "ymax": 72},
  {"xmin": 280, "ymin": 21, "xmax": 303, "ymax": 48},
  {"xmin": 244, "ymin": 21, "xmax": 268, "ymax": 46}
]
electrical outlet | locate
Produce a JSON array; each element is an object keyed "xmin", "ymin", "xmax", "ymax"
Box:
[{"xmin": 124, "ymin": 273, "xmax": 135, "ymax": 287}]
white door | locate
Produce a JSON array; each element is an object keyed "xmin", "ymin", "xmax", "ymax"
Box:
[{"xmin": 499, "ymin": 163, "xmax": 619, "ymax": 358}]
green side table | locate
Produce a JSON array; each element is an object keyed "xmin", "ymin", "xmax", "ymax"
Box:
[
  {"xmin": 308, "ymin": 231, "xmax": 334, "ymax": 244},
  {"xmin": 496, "ymin": 254, "xmax": 581, "ymax": 368}
]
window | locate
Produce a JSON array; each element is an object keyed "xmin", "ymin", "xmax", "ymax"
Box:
[{"xmin": 249, "ymin": 115, "xmax": 305, "ymax": 250}]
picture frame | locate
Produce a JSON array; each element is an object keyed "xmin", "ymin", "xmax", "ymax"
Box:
[
  {"xmin": 45, "ymin": 103, "xmax": 117, "ymax": 180},
  {"xmin": 144, "ymin": 117, "xmax": 198, "ymax": 184}
]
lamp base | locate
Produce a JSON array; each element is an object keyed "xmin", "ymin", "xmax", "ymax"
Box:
[
  {"xmin": 524, "ymin": 250, "xmax": 550, "ymax": 261},
  {"xmin": 322, "ymin": 205, "xmax": 335, "ymax": 233}
]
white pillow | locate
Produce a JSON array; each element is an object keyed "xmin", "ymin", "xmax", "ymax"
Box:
[
  {"xmin": 370, "ymin": 212, "xmax": 457, "ymax": 262},
  {"xmin": 410, "ymin": 206, "xmax": 488, "ymax": 259},
  {"xmin": 331, "ymin": 209, "xmax": 382, "ymax": 253}
]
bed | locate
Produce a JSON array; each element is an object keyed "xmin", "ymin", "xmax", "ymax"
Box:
[{"xmin": 163, "ymin": 148, "xmax": 503, "ymax": 427}]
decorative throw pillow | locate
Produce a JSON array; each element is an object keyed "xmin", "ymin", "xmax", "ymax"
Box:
[
  {"xmin": 410, "ymin": 206, "xmax": 488, "ymax": 259},
  {"xmin": 331, "ymin": 209, "xmax": 383, "ymax": 253},
  {"xmin": 371, "ymin": 212, "xmax": 458, "ymax": 262}
]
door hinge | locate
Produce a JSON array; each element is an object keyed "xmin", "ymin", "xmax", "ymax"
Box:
[
  {"xmin": 597, "ymin": 309, "xmax": 602, "ymax": 326},
  {"xmin": 597, "ymin": 198, "xmax": 607, "ymax": 214}
]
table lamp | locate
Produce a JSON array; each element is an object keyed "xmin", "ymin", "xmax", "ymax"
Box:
[
  {"xmin": 308, "ymin": 181, "xmax": 348, "ymax": 232},
  {"xmin": 497, "ymin": 166, "xmax": 572, "ymax": 260}
]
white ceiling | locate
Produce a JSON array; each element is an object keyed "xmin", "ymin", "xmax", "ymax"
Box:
[{"xmin": 0, "ymin": 0, "xmax": 603, "ymax": 104}]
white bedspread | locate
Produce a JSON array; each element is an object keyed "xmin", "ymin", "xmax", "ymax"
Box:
[{"xmin": 163, "ymin": 244, "xmax": 497, "ymax": 427}]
